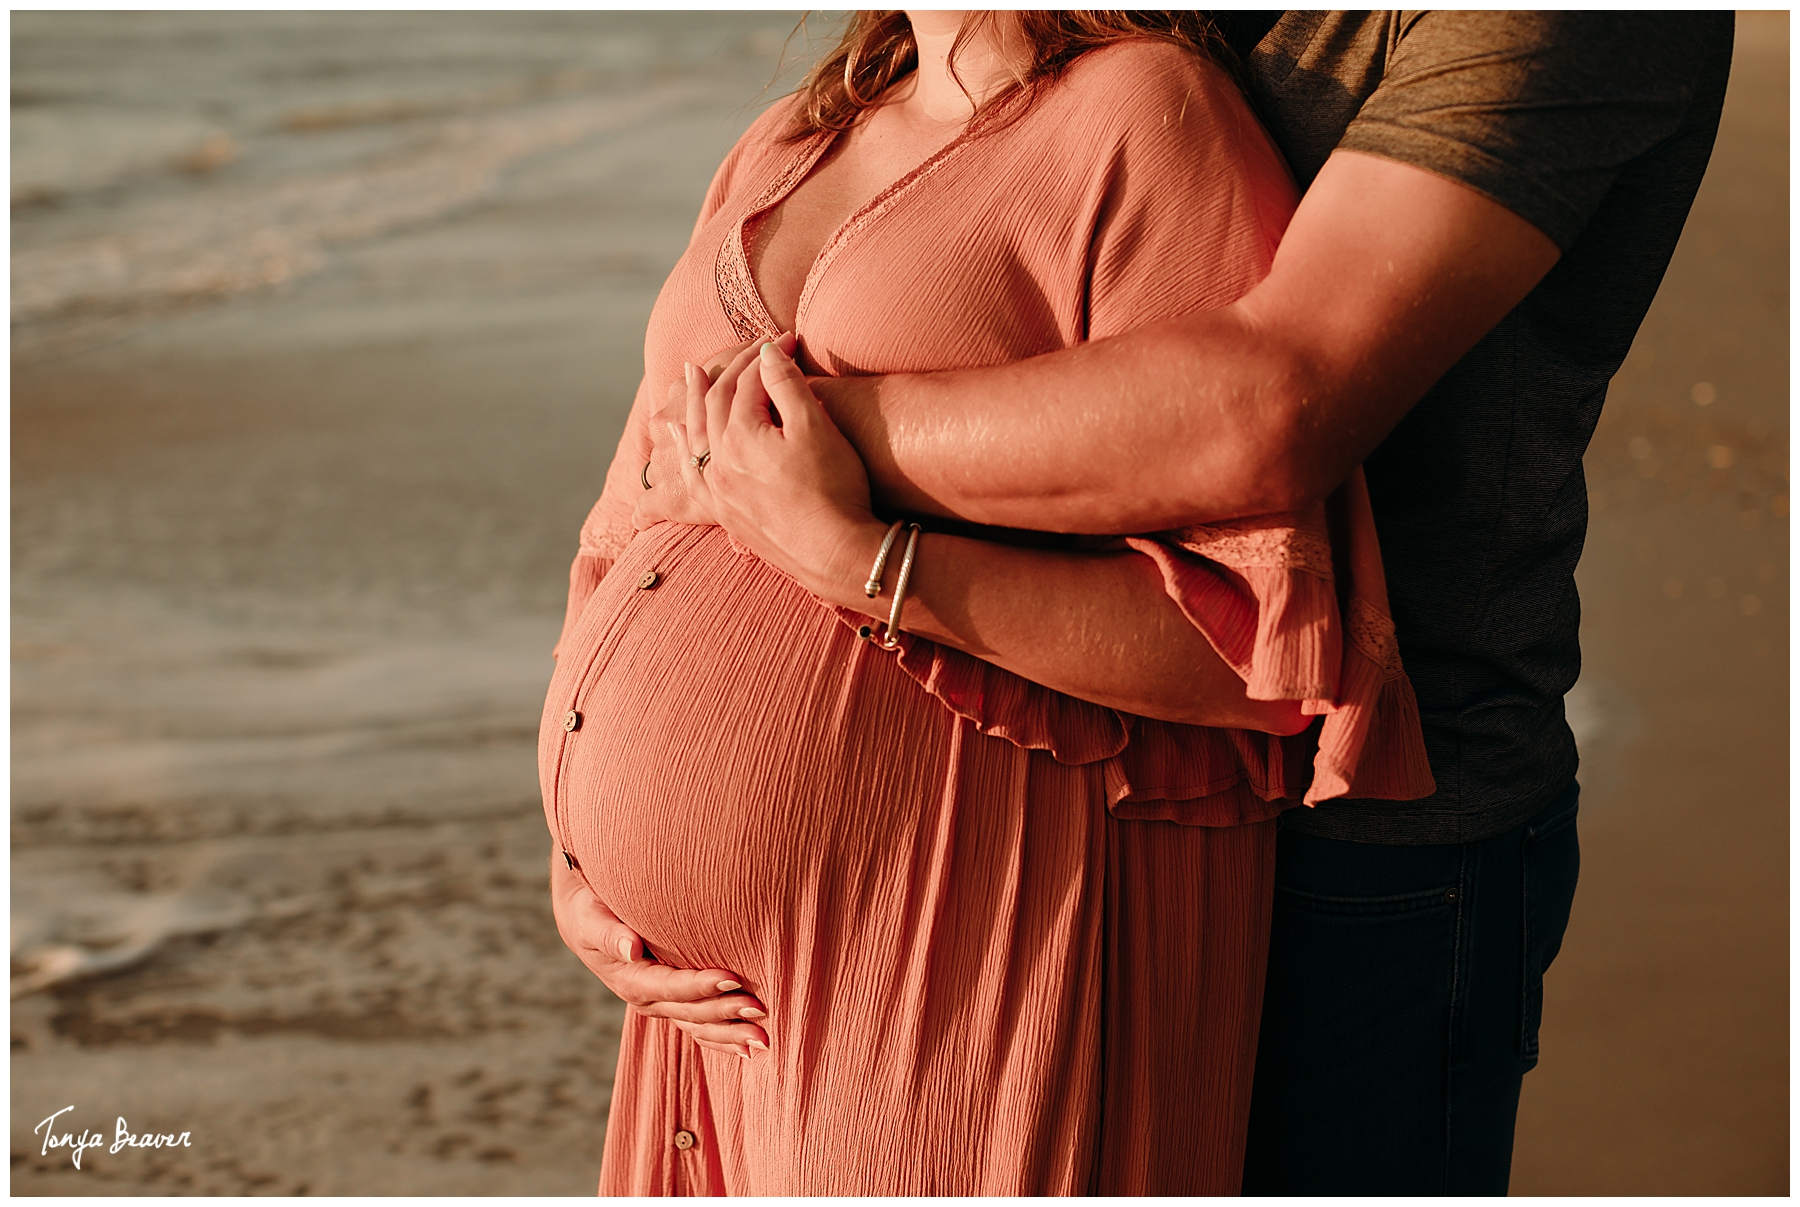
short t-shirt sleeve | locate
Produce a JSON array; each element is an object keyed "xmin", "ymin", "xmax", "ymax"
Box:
[{"xmin": 1339, "ymin": 11, "xmax": 1734, "ymax": 250}]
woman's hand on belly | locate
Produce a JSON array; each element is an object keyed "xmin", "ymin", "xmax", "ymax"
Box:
[{"xmin": 549, "ymin": 842, "xmax": 771, "ymax": 1057}]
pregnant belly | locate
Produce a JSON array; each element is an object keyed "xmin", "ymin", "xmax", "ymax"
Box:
[{"xmin": 544, "ymin": 524, "xmax": 956, "ymax": 979}]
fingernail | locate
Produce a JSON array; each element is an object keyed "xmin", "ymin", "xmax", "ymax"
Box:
[
  {"xmin": 759, "ymin": 341, "xmax": 785, "ymax": 365},
  {"xmin": 738, "ymin": 1006, "xmax": 766, "ymax": 1020},
  {"xmin": 716, "ymin": 980, "xmax": 742, "ymax": 993},
  {"xmin": 617, "ymin": 937, "xmax": 633, "ymax": 961},
  {"xmin": 748, "ymin": 1039, "xmax": 769, "ymax": 1053}
]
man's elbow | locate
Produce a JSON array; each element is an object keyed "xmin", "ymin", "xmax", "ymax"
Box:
[
  {"xmin": 1243, "ymin": 451, "xmax": 1327, "ymax": 516},
  {"xmin": 1241, "ymin": 348, "xmax": 1373, "ymax": 515},
  {"xmin": 1141, "ymin": 313, "xmax": 1372, "ymax": 520},
  {"xmin": 1215, "ymin": 385, "xmax": 1342, "ymax": 516},
  {"xmin": 1228, "ymin": 314, "xmax": 1432, "ymax": 516}
]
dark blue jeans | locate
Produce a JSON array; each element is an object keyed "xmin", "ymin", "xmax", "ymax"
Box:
[{"xmin": 1241, "ymin": 784, "xmax": 1581, "ymax": 1195}]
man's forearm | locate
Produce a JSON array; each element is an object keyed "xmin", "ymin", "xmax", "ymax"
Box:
[
  {"xmin": 816, "ymin": 310, "xmax": 1330, "ymax": 533},
  {"xmin": 814, "ymin": 151, "xmax": 1562, "ymax": 534}
]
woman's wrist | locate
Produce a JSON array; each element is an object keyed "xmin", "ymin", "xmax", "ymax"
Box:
[{"xmin": 806, "ymin": 514, "xmax": 898, "ymax": 614}]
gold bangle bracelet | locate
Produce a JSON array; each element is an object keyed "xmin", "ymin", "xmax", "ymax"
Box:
[
  {"xmin": 864, "ymin": 520, "xmax": 905, "ymax": 598},
  {"xmin": 879, "ymin": 524, "xmax": 922, "ymax": 651}
]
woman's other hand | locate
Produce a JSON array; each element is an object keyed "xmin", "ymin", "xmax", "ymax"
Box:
[
  {"xmin": 633, "ymin": 339, "xmax": 764, "ymax": 531},
  {"xmin": 548, "ymin": 842, "xmax": 771, "ymax": 1058},
  {"xmin": 695, "ymin": 335, "xmax": 887, "ymax": 596},
  {"xmin": 632, "ymin": 377, "xmax": 718, "ymax": 530}
]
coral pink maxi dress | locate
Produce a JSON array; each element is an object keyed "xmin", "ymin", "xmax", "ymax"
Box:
[{"xmin": 540, "ymin": 41, "xmax": 1432, "ymax": 1196}]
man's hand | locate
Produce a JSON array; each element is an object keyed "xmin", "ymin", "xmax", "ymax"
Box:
[
  {"xmin": 548, "ymin": 842, "xmax": 770, "ymax": 1057},
  {"xmin": 814, "ymin": 151, "xmax": 1562, "ymax": 532}
]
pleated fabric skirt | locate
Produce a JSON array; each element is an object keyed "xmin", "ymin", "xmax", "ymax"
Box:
[{"xmin": 542, "ymin": 523, "xmax": 1278, "ymax": 1195}]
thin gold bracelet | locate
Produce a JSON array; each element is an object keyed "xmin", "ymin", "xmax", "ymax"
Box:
[
  {"xmin": 879, "ymin": 524, "xmax": 922, "ymax": 651},
  {"xmin": 864, "ymin": 519, "xmax": 905, "ymax": 598}
]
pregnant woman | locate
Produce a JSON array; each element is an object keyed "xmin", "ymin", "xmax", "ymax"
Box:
[{"xmin": 541, "ymin": 11, "xmax": 1432, "ymax": 1195}]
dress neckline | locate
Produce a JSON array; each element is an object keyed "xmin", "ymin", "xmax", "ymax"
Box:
[{"xmin": 714, "ymin": 97, "xmax": 1020, "ymax": 343}]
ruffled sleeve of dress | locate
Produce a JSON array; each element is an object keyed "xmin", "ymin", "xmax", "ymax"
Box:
[
  {"xmin": 1123, "ymin": 469, "xmax": 1435, "ymax": 806},
  {"xmin": 833, "ymin": 466, "xmax": 1434, "ymax": 820},
  {"xmin": 873, "ymin": 619, "xmax": 1130, "ymax": 766},
  {"xmin": 866, "ymin": 626, "xmax": 1314, "ymax": 825}
]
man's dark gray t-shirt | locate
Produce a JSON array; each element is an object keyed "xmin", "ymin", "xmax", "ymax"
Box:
[{"xmin": 1219, "ymin": 12, "xmax": 1734, "ymax": 843}]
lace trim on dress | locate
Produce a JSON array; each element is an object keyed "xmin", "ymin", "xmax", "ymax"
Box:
[
  {"xmin": 714, "ymin": 132, "xmax": 835, "ymax": 343},
  {"xmin": 579, "ymin": 521, "xmax": 632, "ymax": 565},
  {"xmin": 789, "ymin": 112, "xmax": 1003, "ymax": 327},
  {"xmin": 1346, "ymin": 594, "xmax": 1405, "ymax": 681},
  {"xmin": 1166, "ymin": 521, "xmax": 1335, "ymax": 579},
  {"xmin": 714, "ymin": 94, "xmax": 1023, "ymax": 343}
]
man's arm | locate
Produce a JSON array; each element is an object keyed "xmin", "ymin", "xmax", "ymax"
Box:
[{"xmin": 815, "ymin": 150, "xmax": 1561, "ymax": 533}]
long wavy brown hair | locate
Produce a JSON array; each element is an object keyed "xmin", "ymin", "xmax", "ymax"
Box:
[{"xmin": 781, "ymin": 11, "xmax": 1238, "ymax": 142}]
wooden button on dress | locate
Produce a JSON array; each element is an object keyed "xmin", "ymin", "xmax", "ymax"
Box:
[
  {"xmin": 673, "ymin": 1130, "xmax": 696, "ymax": 1151},
  {"xmin": 638, "ymin": 571, "xmax": 660, "ymax": 590},
  {"xmin": 563, "ymin": 710, "xmax": 582, "ymax": 732}
]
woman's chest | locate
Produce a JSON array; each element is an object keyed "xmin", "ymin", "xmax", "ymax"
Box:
[
  {"xmin": 648, "ymin": 130, "xmax": 1107, "ymax": 380},
  {"xmin": 748, "ymin": 118, "xmax": 950, "ymax": 331}
]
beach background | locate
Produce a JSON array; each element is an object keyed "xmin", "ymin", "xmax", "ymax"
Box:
[{"xmin": 9, "ymin": 11, "xmax": 1787, "ymax": 1195}]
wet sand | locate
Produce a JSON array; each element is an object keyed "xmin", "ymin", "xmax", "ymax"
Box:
[{"xmin": 10, "ymin": 12, "xmax": 1788, "ymax": 1196}]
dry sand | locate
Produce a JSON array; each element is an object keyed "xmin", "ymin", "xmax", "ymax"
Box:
[{"xmin": 10, "ymin": 11, "xmax": 1787, "ymax": 1196}]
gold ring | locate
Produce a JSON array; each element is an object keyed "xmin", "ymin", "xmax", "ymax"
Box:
[
  {"xmin": 689, "ymin": 451, "xmax": 712, "ymax": 472},
  {"xmin": 640, "ymin": 461, "xmax": 653, "ymax": 490}
]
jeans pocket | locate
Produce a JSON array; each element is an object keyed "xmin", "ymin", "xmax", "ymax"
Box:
[
  {"xmin": 1519, "ymin": 795, "xmax": 1581, "ymax": 1069},
  {"xmin": 1275, "ymin": 883, "xmax": 1462, "ymax": 919},
  {"xmin": 1268, "ymin": 882, "xmax": 1462, "ymax": 1057}
]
